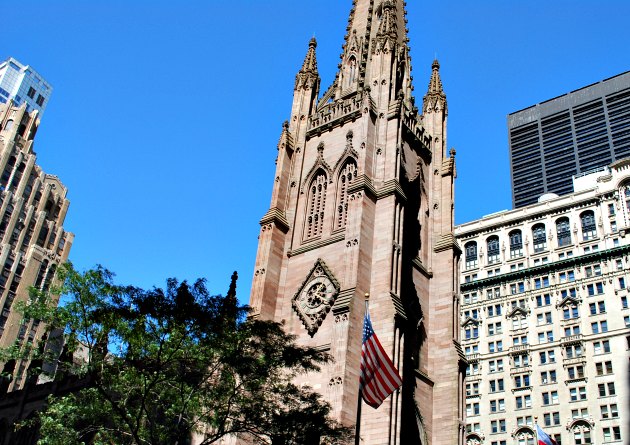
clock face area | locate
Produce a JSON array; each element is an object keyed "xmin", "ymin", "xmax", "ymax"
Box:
[{"xmin": 292, "ymin": 259, "xmax": 340, "ymax": 337}]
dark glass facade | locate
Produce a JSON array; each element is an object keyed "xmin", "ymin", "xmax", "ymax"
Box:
[{"xmin": 509, "ymin": 71, "xmax": 630, "ymax": 208}]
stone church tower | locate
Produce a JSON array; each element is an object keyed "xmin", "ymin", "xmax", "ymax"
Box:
[{"xmin": 250, "ymin": 1, "xmax": 465, "ymax": 443}]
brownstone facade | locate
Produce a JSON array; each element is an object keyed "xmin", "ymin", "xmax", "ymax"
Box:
[
  {"xmin": 249, "ymin": 1, "xmax": 465, "ymax": 443},
  {"xmin": 0, "ymin": 100, "xmax": 73, "ymax": 391}
]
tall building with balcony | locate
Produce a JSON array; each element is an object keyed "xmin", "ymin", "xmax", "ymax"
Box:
[
  {"xmin": 456, "ymin": 159, "xmax": 630, "ymax": 445},
  {"xmin": 0, "ymin": 100, "xmax": 73, "ymax": 391},
  {"xmin": 0, "ymin": 57, "xmax": 52, "ymax": 116},
  {"xmin": 509, "ymin": 71, "xmax": 630, "ymax": 208}
]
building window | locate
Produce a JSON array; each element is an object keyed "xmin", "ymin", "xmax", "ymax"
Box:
[
  {"xmin": 584, "ymin": 264, "xmax": 601, "ymax": 277},
  {"xmin": 595, "ymin": 361, "xmax": 613, "ymax": 375},
  {"xmin": 542, "ymin": 390, "xmax": 558, "ymax": 405},
  {"xmin": 556, "ymin": 217, "xmax": 572, "ymax": 247},
  {"xmin": 466, "ymin": 402, "xmax": 480, "ymax": 416},
  {"xmin": 490, "ymin": 419, "xmax": 507, "ymax": 433},
  {"xmin": 536, "ymin": 294, "xmax": 551, "ymax": 307},
  {"xmin": 543, "ymin": 412, "xmax": 560, "ymax": 426},
  {"xmin": 558, "ymin": 270, "xmax": 575, "ymax": 283},
  {"xmin": 598, "ymin": 382, "xmax": 616, "ymax": 397},
  {"xmin": 511, "ymin": 282, "xmax": 525, "ymax": 294},
  {"xmin": 539, "ymin": 350, "xmax": 555, "ymax": 364},
  {"xmin": 36, "ymin": 94, "xmax": 44, "ymax": 106},
  {"xmin": 487, "ymin": 236, "xmax": 500, "ymax": 264},
  {"xmin": 563, "ymin": 304, "xmax": 579, "ymax": 320},
  {"xmin": 488, "ymin": 359, "xmax": 504, "ymax": 373},
  {"xmin": 537, "ymin": 311, "xmax": 552, "ymax": 325},
  {"xmin": 512, "ymin": 316, "xmax": 528, "ymax": 330},
  {"xmin": 603, "ymin": 426, "xmax": 621, "ymax": 442},
  {"xmin": 514, "ymin": 375, "xmax": 530, "ymax": 388},
  {"xmin": 540, "ymin": 370, "xmax": 556, "ymax": 384},
  {"xmin": 27, "ymin": 86, "xmax": 36, "ymax": 98},
  {"xmin": 591, "ymin": 321, "xmax": 608, "ymax": 334},
  {"xmin": 567, "ymin": 365, "xmax": 585, "ymax": 380},
  {"xmin": 487, "ymin": 304, "xmax": 502, "ymax": 317},
  {"xmin": 538, "ymin": 331, "xmax": 553, "ymax": 343},
  {"xmin": 531, "ymin": 223, "xmax": 547, "ymax": 252},
  {"xmin": 589, "ymin": 301, "xmax": 606, "ymax": 315},
  {"xmin": 534, "ymin": 276, "xmax": 550, "ymax": 289},
  {"xmin": 488, "ymin": 340, "xmax": 503, "ymax": 352},
  {"xmin": 465, "ymin": 241, "xmax": 478, "ymax": 269},
  {"xmin": 593, "ymin": 340, "xmax": 610, "ymax": 355},
  {"xmin": 487, "ymin": 321, "xmax": 502, "ymax": 335},
  {"xmin": 564, "ymin": 344, "xmax": 583, "ymax": 359},
  {"xmin": 305, "ymin": 171, "xmax": 327, "ymax": 239},
  {"xmin": 587, "ymin": 282, "xmax": 604, "ymax": 296},
  {"xmin": 569, "ymin": 386, "xmax": 587, "ymax": 401},
  {"xmin": 489, "ymin": 398, "xmax": 505, "ymax": 413},
  {"xmin": 564, "ymin": 325, "xmax": 580, "ymax": 337},
  {"xmin": 464, "ymin": 325, "xmax": 479, "ymax": 340},
  {"xmin": 580, "ymin": 210, "xmax": 597, "ymax": 240},
  {"xmin": 509, "ymin": 230, "xmax": 523, "ymax": 258},
  {"xmin": 335, "ymin": 160, "xmax": 357, "ymax": 230},
  {"xmin": 489, "ymin": 378, "xmax": 504, "ymax": 392},
  {"xmin": 600, "ymin": 403, "xmax": 619, "ymax": 419}
]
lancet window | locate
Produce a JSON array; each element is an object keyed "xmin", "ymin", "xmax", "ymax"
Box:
[
  {"xmin": 580, "ymin": 210, "xmax": 596, "ymax": 240},
  {"xmin": 464, "ymin": 242, "xmax": 477, "ymax": 269},
  {"xmin": 532, "ymin": 224, "xmax": 547, "ymax": 252},
  {"xmin": 556, "ymin": 217, "xmax": 571, "ymax": 247},
  {"xmin": 305, "ymin": 171, "xmax": 327, "ymax": 239},
  {"xmin": 335, "ymin": 160, "xmax": 357, "ymax": 230}
]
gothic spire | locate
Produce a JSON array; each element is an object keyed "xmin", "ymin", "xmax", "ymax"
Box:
[
  {"xmin": 423, "ymin": 59, "xmax": 447, "ymax": 115},
  {"xmin": 295, "ymin": 37, "xmax": 320, "ymax": 90}
]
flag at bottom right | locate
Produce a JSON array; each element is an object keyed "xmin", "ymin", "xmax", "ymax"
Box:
[{"xmin": 536, "ymin": 424, "xmax": 558, "ymax": 445}]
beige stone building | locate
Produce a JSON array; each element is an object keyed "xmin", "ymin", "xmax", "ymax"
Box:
[
  {"xmin": 456, "ymin": 160, "xmax": 630, "ymax": 445},
  {"xmin": 248, "ymin": 0, "xmax": 465, "ymax": 444},
  {"xmin": 0, "ymin": 100, "xmax": 73, "ymax": 390}
]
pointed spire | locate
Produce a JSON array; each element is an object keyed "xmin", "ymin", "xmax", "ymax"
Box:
[
  {"xmin": 423, "ymin": 59, "xmax": 447, "ymax": 115},
  {"xmin": 295, "ymin": 38, "xmax": 320, "ymax": 90}
]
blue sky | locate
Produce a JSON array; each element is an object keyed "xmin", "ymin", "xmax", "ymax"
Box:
[{"xmin": 5, "ymin": 0, "xmax": 630, "ymax": 302}]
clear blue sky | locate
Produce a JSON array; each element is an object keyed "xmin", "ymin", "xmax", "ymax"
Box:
[{"xmin": 5, "ymin": 0, "xmax": 630, "ymax": 302}]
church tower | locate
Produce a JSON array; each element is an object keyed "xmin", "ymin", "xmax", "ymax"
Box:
[{"xmin": 250, "ymin": 1, "xmax": 465, "ymax": 443}]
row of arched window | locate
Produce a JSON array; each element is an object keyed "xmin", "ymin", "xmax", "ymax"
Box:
[
  {"xmin": 464, "ymin": 211, "xmax": 597, "ymax": 268},
  {"xmin": 305, "ymin": 158, "xmax": 358, "ymax": 240}
]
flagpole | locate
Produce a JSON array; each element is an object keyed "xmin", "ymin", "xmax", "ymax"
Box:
[
  {"xmin": 355, "ymin": 293, "xmax": 369, "ymax": 445},
  {"xmin": 534, "ymin": 416, "xmax": 539, "ymax": 444}
]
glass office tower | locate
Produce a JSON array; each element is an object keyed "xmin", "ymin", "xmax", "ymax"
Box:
[
  {"xmin": 509, "ymin": 71, "xmax": 630, "ymax": 208},
  {"xmin": 0, "ymin": 57, "xmax": 52, "ymax": 116}
]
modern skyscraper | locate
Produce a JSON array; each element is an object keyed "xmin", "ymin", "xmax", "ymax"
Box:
[
  {"xmin": 456, "ymin": 160, "xmax": 630, "ymax": 445},
  {"xmin": 0, "ymin": 57, "xmax": 52, "ymax": 116},
  {"xmin": 0, "ymin": 99, "xmax": 73, "ymax": 391},
  {"xmin": 509, "ymin": 71, "xmax": 630, "ymax": 208},
  {"xmin": 247, "ymin": 1, "xmax": 464, "ymax": 444}
]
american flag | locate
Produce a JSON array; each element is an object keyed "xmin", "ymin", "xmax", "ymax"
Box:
[{"xmin": 359, "ymin": 310, "xmax": 402, "ymax": 408}]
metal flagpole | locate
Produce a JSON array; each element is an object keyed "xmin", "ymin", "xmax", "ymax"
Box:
[{"xmin": 355, "ymin": 294, "xmax": 370, "ymax": 445}]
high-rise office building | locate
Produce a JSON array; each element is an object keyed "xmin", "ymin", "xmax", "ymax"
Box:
[
  {"xmin": 0, "ymin": 57, "xmax": 52, "ymax": 116},
  {"xmin": 509, "ymin": 71, "xmax": 630, "ymax": 208},
  {"xmin": 0, "ymin": 99, "xmax": 73, "ymax": 391},
  {"xmin": 456, "ymin": 160, "xmax": 630, "ymax": 445},
  {"xmin": 245, "ymin": 0, "xmax": 465, "ymax": 443}
]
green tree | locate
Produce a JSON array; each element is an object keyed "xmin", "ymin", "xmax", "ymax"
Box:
[{"xmin": 14, "ymin": 264, "xmax": 351, "ymax": 445}]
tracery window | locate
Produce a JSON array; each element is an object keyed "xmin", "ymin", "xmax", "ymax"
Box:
[
  {"xmin": 305, "ymin": 171, "xmax": 327, "ymax": 239},
  {"xmin": 532, "ymin": 223, "xmax": 546, "ymax": 252},
  {"xmin": 487, "ymin": 236, "xmax": 500, "ymax": 265},
  {"xmin": 464, "ymin": 241, "xmax": 477, "ymax": 269},
  {"xmin": 580, "ymin": 210, "xmax": 596, "ymax": 241},
  {"xmin": 509, "ymin": 230, "xmax": 523, "ymax": 258},
  {"xmin": 335, "ymin": 160, "xmax": 357, "ymax": 230},
  {"xmin": 556, "ymin": 217, "xmax": 571, "ymax": 247}
]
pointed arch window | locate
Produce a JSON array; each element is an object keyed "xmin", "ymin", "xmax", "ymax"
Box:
[
  {"xmin": 556, "ymin": 217, "xmax": 571, "ymax": 247},
  {"xmin": 580, "ymin": 210, "xmax": 596, "ymax": 241},
  {"xmin": 464, "ymin": 241, "xmax": 477, "ymax": 269},
  {"xmin": 509, "ymin": 230, "xmax": 523, "ymax": 259},
  {"xmin": 532, "ymin": 224, "xmax": 547, "ymax": 253},
  {"xmin": 305, "ymin": 171, "xmax": 327, "ymax": 239},
  {"xmin": 335, "ymin": 160, "xmax": 357, "ymax": 230},
  {"xmin": 487, "ymin": 235, "xmax": 500, "ymax": 265}
]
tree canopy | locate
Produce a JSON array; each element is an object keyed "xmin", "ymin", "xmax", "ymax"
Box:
[{"xmin": 11, "ymin": 264, "xmax": 351, "ymax": 445}]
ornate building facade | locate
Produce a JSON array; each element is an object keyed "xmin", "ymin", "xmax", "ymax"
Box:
[
  {"xmin": 249, "ymin": 0, "xmax": 465, "ymax": 443},
  {"xmin": 0, "ymin": 100, "xmax": 73, "ymax": 391},
  {"xmin": 456, "ymin": 160, "xmax": 630, "ymax": 445}
]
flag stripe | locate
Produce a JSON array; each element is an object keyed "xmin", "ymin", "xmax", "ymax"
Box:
[{"xmin": 359, "ymin": 310, "xmax": 402, "ymax": 408}]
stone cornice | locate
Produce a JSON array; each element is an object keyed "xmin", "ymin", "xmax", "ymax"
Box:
[
  {"xmin": 412, "ymin": 257, "xmax": 433, "ymax": 278},
  {"xmin": 434, "ymin": 233, "xmax": 462, "ymax": 254},
  {"xmin": 288, "ymin": 232, "xmax": 345, "ymax": 257},
  {"xmin": 259, "ymin": 207, "xmax": 290, "ymax": 233},
  {"xmin": 375, "ymin": 179, "xmax": 407, "ymax": 202},
  {"xmin": 347, "ymin": 174, "xmax": 377, "ymax": 200},
  {"xmin": 460, "ymin": 244, "xmax": 630, "ymax": 292},
  {"xmin": 332, "ymin": 287, "xmax": 355, "ymax": 315}
]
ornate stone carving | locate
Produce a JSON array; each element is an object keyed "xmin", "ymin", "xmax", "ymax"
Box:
[{"xmin": 292, "ymin": 258, "xmax": 340, "ymax": 336}]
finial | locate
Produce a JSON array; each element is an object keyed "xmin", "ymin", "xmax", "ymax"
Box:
[
  {"xmin": 226, "ymin": 271, "xmax": 238, "ymax": 300},
  {"xmin": 365, "ymin": 293, "xmax": 370, "ymax": 300},
  {"xmin": 309, "ymin": 37, "xmax": 317, "ymax": 48},
  {"xmin": 432, "ymin": 59, "xmax": 440, "ymax": 70},
  {"xmin": 450, "ymin": 147, "xmax": 456, "ymax": 157},
  {"xmin": 282, "ymin": 120, "xmax": 289, "ymax": 131}
]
